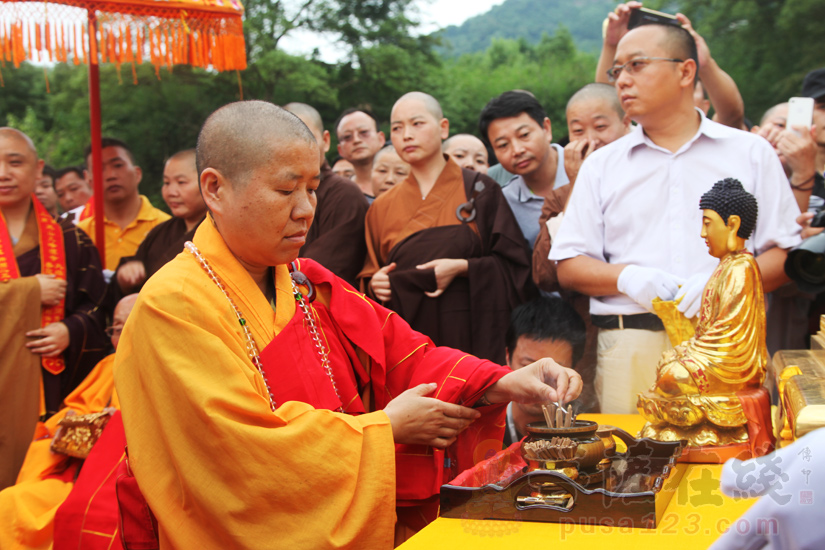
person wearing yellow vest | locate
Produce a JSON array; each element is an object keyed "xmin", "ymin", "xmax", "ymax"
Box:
[
  {"xmin": 0, "ymin": 128, "xmax": 109, "ymax": 491},
  {"xmin": 76, "ymin": 138, "xmax": 170, "ymax": 274}
]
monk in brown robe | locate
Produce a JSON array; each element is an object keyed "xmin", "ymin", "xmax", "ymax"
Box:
[
  {"xmin": 359, "ymin": 92, "xmax": 535, "ymax": 364},
  {"xmin": 285, "ymin": 102, "xmax": 370, "ymax": 286},
  {"xmin": 0, "ymin": 128, "xmax": 109, "ymax": 490},
  {"xmin": 115, "ymin": 149, "xmax": 207, "ymax": 295}
]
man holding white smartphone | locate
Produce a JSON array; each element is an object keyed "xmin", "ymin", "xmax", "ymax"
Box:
[
  {"xmin": 752, "ymin": 99, "xmax": 819, "ymax": 215},
  {"xmin": 801, "ymin": 68, "xmax": 825, "ymax": 174}
]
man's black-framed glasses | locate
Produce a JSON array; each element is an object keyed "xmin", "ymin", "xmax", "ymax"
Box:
[{"xmin": 607, "ymin": 57, "xmax": 684, "ymax": 83}]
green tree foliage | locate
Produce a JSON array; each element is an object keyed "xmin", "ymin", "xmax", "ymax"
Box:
[{"xmin": 430, "ymin": 27, "xmax": 597, "ymax": 142}]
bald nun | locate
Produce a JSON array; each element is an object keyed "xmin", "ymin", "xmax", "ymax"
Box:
[
  {"xmin": 113, "ymin": 100, "xmax": 582, "ymax": 548},
  {"xmin": 359, "ymin": 91, "xmax": 536, "ymax": 365}
]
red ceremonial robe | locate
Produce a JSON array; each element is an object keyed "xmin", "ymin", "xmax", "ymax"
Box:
[
  {"xmin": 266, "ymin": 259, "xmax": 509, "ymax": 528},
  {"xmin": 53, "ymin": 413, "xmax": 125, "ymax": 550}
]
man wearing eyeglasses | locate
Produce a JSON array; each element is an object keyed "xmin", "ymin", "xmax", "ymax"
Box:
[
  {"xmin": 549, "ymin": 21, "xmax": 802, "ymax": 414},
  {"xmin": 335, "ymin": 108, "xmax": 387, "ymax": 201}
]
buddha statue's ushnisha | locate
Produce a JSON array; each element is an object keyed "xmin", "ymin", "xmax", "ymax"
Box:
[{"xmin": 637, "ymin": 178, "xmax": 774, "ymax": 460}]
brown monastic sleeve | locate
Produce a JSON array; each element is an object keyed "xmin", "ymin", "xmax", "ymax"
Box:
[
  {"xmin": 300, "ymin": 172, "xmax": 369, "ymax": 287},
  {"xmin": 358, "ymin": 203, "xmax": 384, "ymax": 298},
  {"xmin": 532, "ymin": 185, "xmax": 571, "ymax": 293}
]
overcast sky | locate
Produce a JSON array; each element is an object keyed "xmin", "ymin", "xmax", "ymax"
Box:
[{"xmin": 280, "ymin": 0, "xmax": 504, "ymax": 62}]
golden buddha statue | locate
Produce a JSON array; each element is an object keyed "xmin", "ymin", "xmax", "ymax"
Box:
[{"xmin": 637, "ymin": 178, "xmax": 773, "ymax": 461}]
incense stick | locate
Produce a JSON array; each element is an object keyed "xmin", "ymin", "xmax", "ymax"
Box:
[{"xmin": 542, "ymin": 404, "xmax": 553, "ymax": 427}]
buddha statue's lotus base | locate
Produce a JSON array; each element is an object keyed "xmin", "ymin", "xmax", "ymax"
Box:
[{"xmin": 636, "ymin": 387, "xmax": 774, "ymax": 463}]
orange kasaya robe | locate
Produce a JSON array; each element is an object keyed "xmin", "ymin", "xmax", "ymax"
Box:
[
  {"xmin": 114, "ymin": 218, "xmax": 509, "ymax": 549},
  {"xmin": 0, "ymin": 353, "xmax": 118, "ymax": 550}
]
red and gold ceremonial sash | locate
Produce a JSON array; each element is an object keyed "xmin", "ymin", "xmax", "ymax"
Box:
[
  {"xmin": 0, "ymin": 195, "xmax": 67, "ymax": 374},
  {"xmin": 78, "ymin": 198, "xmax": 94, "ymax": 221}
]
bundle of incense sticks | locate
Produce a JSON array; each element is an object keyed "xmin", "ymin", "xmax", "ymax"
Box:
[
  {"xmin": 541, "ymin": 402, "xmax": 575, "ymax": 428},
  {"xmin": 523, "ymin": 437, "xmax": 578, "ymax": 461}
]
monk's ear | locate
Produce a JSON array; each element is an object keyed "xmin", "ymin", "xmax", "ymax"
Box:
[
  {"xmin": 35, "ymin": 158, "xmax": 45, "ymax": 180},
  {"xmin": 439, "ymin": 118, "xmax": 450, "ymax": 141},
  {"xmin": 321, "ymin": 130, "xmax": 331, "ymax": 156},
  {"xmin": 200, "ymin": 168, "xmax": 226, "ymax": 215}
]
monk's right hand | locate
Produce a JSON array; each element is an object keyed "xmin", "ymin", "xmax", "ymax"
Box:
[
  {"xmin": 563, "ymin": 139, "xmax": 596, "ymax": 185},
  {"xmin": 370, "ymin": 262, "xmax": 396, "ymax": 302},
  {"xmin": 384, "ymin": 383, "xmax": 481, "ymax": 449},
  {"xmin": 35, "ymin": 274, "xmax": 67, "ymax": 306},
  {"xmin": 117, "ymin": 261, "xmax": 147, "ymax": 292}
]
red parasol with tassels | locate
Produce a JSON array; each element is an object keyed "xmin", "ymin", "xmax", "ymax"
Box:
[{"xmin": 0, "ymin": 0, "xmax": 246, "ymax": 267}]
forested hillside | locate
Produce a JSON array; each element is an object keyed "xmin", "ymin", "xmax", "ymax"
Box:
[{"xmin": 435, "ymin": 0, "xmax": 616, "ymax": 56}]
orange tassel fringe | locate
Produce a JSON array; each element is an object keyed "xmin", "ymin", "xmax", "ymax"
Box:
[{"xmin": 0, "ymin": 1, "xmax": 246, "ymax": 73}]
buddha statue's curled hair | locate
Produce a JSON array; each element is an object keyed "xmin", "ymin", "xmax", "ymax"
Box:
[{"xmin": 698, "ymin": 178, "xmax": 758, "ymax": 239}]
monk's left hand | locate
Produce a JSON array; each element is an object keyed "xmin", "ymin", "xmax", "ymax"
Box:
[
  {"xmin": 416, "ymin": 258, "xmax": 469, "ymax": 298},
  {"xmin": 483, "ymin": 358, "xmax": 582, "ymax": 406},
  {"xmin": 26, "ymin": 322, "xmax": 70, "ymax": 357}
]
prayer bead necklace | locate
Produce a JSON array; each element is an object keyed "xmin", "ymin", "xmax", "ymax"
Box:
[
  {"xmin": 185, "ymin": 242, "xmax": 341, "ymax": 413},
  {"xmin": 290, "ymin": 273, "xmax": 343, "ymax": 411}
]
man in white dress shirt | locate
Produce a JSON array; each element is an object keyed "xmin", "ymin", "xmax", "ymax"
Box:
[{"xmin": 550, "ymin": 22, "xmax": 801, "ymax": 414}]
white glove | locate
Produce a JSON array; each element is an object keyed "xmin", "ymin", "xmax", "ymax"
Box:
[
  {"xmin": 616, "ymin": 265, "xmax": 685, "ymax": 312},
  {"xmin": 675, "ymin": 271, "xmax": 713, "ymax": 319},
  {"xmin": 710, "ymin": 428, "xmax": 825, "ymax": 550}
]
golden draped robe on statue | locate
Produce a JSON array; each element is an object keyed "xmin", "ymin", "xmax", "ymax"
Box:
[
  {"xmin": 114, "ymin": 219, "xmax": 509, "ymax": 549},
  {"xmin": 0, "ymin": 354, "xmax": 118, "ymax": 550},
  {"xmin": 656, "ymin": 250, "xmax": 766, "ymax": 398}
]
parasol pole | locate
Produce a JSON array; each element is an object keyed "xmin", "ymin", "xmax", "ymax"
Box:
[{"xmin": 87, "ymin": 8, "xmax": 105, "ymax": 269}]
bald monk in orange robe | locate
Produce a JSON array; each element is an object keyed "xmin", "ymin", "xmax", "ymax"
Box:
[
  {"xmin": 0, "ymin": 295, "xmax": 136, "ymax": 550},
  {"xmin": 0, "ymin": 128, "xmax": 109, "ymax": 491},
  {"xmin": 359, "ymin": 92, "xmax": 535, "ymax": 364},
  {"xmin": 113, "ymin": 101, "xmax": 581, "ymax": 549}
]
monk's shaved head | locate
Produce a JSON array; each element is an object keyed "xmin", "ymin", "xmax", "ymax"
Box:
[
  {"xmin": 283, "ymin": 102, "xmax": 324, "ymax": 135},
  {"xmin": 167, "ymin": 148, "xmax": 196, "ymax": 164},
  {"xmin": 760, "ymin": 102, "xmax": 789, "ymax": 126},
  {"xmin": 392, "ymin": 92, "xmax": 443, "ymax": 120},
  {"xmin": 442, "ymin": 133, "xmax": 484, "ymax": 152},
  {"xmin": 0, "ymin": 127, "xmax": 37, "ymax": 158},
  {"xmin": 566, "ymin": 83, "xmax": 625, "ymax": 119},
  {"xmin": 111, "ymin": 293, "xmax": 139, "ymax": 349},
  {"xmin": 114, "ymin": 293, "xmax": 139, "ymax": 321},
  {"xmin": 196, "ymin": 101, "xmax": 316, "ymax": 186}
]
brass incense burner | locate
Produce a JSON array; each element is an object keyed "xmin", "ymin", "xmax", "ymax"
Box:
[{"xmin": 521, "ymin": 420, "xmax": 616, "ymax": 486}]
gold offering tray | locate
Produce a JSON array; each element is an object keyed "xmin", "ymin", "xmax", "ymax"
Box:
[
  {"xmin": 772, "ymin": 349, "xmax": 825, "ymax": 440},
  {"xmin": 440, "ymin": 427, "xmax": 686, "ymax": 529}
]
